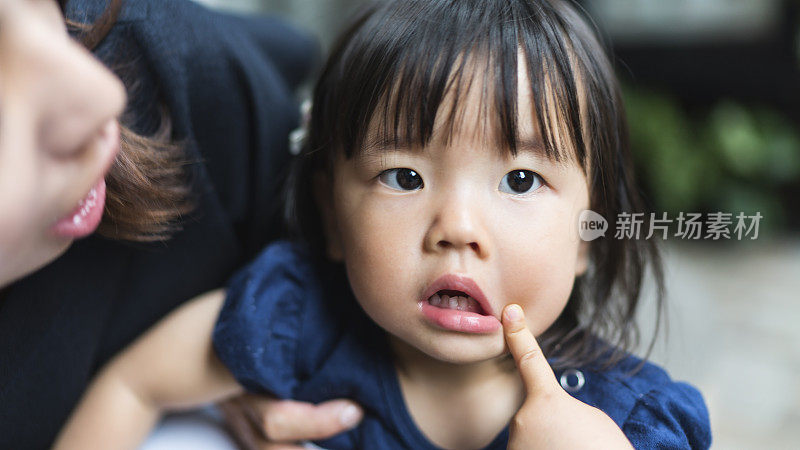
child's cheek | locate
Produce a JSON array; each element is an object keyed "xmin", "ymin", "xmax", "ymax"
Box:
[
  {"xmin": 333, "ymin": 178, "xmax": 424, "ymax": 312},
  {"xmin": 336, "ymin": 185, "xmax": 420, "ymax": 263},
  {"xmin": 493, "ymin": 197, "xmax": 581, "ymax": 336}
]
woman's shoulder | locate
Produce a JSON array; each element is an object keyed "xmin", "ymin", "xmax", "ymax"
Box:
[
  {"xmin": 69, "ymin": 0, "xmax": 317, "ymax": 96},
  {"xmin": 67, "ymin": 0, "xmax": 317, "ymax": 128},
  {"xmin": 559, "ymin": 353, "xmax": 712, "ymax": 449},
  {"xmin": 121, "ymin": 0, "xmax": 316, "ymax": 80}
]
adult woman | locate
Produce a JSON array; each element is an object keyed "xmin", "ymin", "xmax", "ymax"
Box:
[{"xmin": 0, "ymin": 0, "xmax": 361, "ymax": 448}]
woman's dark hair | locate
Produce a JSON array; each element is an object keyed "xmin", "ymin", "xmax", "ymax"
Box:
[
  {"xmin": 59, "ymin": 0, "xmax": 192, "ymax": 241},
  {"xmin": 287, "ymin": 0, "xmax": 664, "ymax": 370}
]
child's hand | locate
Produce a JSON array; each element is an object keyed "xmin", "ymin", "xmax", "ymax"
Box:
[{"xmin": 502, "ymin": 304, "xmax": 633, "ymax": 450}]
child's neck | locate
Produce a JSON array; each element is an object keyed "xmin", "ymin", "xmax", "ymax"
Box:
[{"xmin": 390, "ymin": 337, "xmax": 524, "ymax": 449}]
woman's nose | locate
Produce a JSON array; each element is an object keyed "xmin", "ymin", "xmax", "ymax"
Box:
[{"xmin": 423, "ymin": 189, "xmax": 490, "ymax": 259}]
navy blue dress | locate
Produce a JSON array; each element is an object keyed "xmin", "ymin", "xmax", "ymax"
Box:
[{"xmin": 214, "ymin": 242, "xmax": 712, "ymax": 449}]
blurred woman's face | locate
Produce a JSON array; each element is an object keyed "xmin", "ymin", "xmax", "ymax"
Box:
[{"xmin": 0, "ymin": 0, "xmax": 126, "ymax": 287}]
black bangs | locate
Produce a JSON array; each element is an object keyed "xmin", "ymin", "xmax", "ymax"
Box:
[{"xmin": 309, "ymin": 0, "xmax": 593, "ymax": 168}]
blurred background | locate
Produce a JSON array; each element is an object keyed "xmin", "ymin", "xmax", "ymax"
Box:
[{"xmin": 173, "ymin": 1, "xmax": 799, "ymax": 448}]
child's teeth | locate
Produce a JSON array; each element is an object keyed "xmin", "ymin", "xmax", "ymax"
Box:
[
  {"xmin": 448, "ymin": 297, "xmax": 458, "ymax": 309},
  {"xmin": 428, "ymin": 293, "xmax": 483, "ymax": 314}
]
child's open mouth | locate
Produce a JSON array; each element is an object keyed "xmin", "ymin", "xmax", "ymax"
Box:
[
  {"xmin": 420, "ymin": 275, "xmax": 501, "ymax": 334},
  {"xmin": 428, "ymin": 290, "xmax": 487, "ymax": 315}
]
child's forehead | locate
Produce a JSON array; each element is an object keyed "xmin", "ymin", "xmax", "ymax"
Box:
[{"xmin": 361, "ymin": 54, "xmax": 584, "ymax": 168}]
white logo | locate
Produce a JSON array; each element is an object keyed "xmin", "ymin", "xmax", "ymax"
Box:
[{"xmin": 578, "ymin": 210, "xmax": 607, "ymax": 241}]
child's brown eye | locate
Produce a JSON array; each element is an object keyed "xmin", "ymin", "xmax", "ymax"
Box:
[
  {"xmin": 499, "ymin": 170, "xmax": 542, "ymax": 195},
  {"xmin": 378, "ymin": 168, "xmax": 423, "ymax": 191}
]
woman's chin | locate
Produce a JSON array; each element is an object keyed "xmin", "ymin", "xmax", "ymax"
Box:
[{"xmin": 9, "ymin": 238, "xmax": 72, "ymax": 285}]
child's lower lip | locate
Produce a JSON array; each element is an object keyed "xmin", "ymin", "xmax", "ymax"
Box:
[{"xmin": 420, "ymin": 301, "xmax": 501, "ymax": 334}]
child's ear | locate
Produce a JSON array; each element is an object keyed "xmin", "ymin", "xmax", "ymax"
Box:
[
  {"xmin": 314, "ymin": 172, "xmax": 344, "ymax": 261},
  {"xmin": 575, "ymin": 240, "xmax": 589, "ymax": 276}
]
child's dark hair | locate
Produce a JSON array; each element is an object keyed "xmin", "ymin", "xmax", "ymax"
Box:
[{"xmin": 286, "ymin": 0, "xmax": 664, "ymax": 370}]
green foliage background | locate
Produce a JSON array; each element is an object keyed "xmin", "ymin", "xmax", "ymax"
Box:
[{"xmin": 624, "ymin": 87, "xmax": 800, "ymax": 235}]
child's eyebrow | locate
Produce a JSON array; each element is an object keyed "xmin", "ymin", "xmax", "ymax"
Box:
[
  {"xmin": 514, "ymin": 134, "xmax": 582, "ymax": 168},
  {"xmin": 516, "ymin": 136, "xmax": 545, "ymax": 155},
  {"xmin": 514, "ymin": 135, "xmax": 563, "ymax": 163},
  {"xmin": 515, "ymin": 135, "xmax": 580, "ymax": 167},
  {"xmin": 360, "ymin": 135, "xmax": 416, "ymax": 157},
  {"xmin": 359, "ymin": 133, "xmax": 559, "ymax": 162}
]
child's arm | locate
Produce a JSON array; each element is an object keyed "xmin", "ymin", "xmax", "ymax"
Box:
[{"xmin": 54, "ymin": 289, "xmax": 244, "ymax": 450}]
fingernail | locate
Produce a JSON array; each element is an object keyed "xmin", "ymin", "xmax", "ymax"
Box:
[
  {"xmin": 339, "ymin": 404, "xmax": 362, "ymax": 428},
  {"xmin": 505, "ymin": 304, "xmax": 523, "ymax": 322}
]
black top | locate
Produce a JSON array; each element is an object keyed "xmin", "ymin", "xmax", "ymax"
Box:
[{"xmin": 0, "ymin": 0, "xmax": 317, "ymax": 447}]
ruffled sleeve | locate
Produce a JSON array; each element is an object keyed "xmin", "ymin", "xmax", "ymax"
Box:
[
  {"xmin": 622, "ymin": 381, "xmax": 712, "ymax": 449},
  {"xmin": 212, "ymin": 241, "xmax": 318, "ymax": 398}
]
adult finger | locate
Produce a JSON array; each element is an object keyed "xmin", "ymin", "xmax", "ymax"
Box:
[
  {"xmin": 502, "ymin": 304, "xmax": 559, "ymax": 396},
  {"xmin": 219, "ymin": 400, "xmax": 307, "ymax": 450},
  {"xmin": 239, "ymin": 394, "xmax": 363, "ymax": 443},
  {"xmin": 218, "ymin": 400, "xmax": 267, "ymax": 450}
]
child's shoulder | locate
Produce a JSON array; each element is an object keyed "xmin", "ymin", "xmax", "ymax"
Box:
[
  {"xmin": 214, "ymin": 240, "xmax": 358, "ymax": 399},
  {"xmin": 237, "ymin": 239, "xmax": 313, "ymax": 275},
  {"xmin": 214, "ymin": 241, "xmax": 320, "ymax": 396},
  {"xmin": 559, "ymin": 352, "xmax": 711, "ymax": 449}
]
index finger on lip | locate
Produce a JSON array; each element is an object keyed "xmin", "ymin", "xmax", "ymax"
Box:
[{"xmin": 502, "ymin": 304, "xmax": 559, "ymax": 396}]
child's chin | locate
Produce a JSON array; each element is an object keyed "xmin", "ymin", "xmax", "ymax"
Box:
[{"xmin": 419, "ymin": 336, "xmax": 507, "ymax": 365}]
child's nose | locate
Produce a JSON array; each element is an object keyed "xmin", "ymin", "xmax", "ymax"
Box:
[{"xmin": 423, "ymin": 191, "xmax": 490, "ymax": 259}]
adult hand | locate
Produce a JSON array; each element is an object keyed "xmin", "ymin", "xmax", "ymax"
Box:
[
  {"xmin": 219, "ymin": 394, "xmax": 363, "ymax": 450},
  {"xmin": 502, "ymin": 304, "xmax": 633, "ymax": 450}
]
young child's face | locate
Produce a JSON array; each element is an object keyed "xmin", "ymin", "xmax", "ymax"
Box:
[{"xmin": 320, "ymin": 66, "xmax": 590, "ymax": 364}]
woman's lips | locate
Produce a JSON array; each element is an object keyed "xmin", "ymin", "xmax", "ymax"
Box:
[
  {"xmin": 419, "ymin": 274, "xmax": 501, "ymax": 334},
  {"xmin": 51, "ymin": 178, "xmax": 107, "ymax": 239},
  {"xmin": 50, "ymin": 120, "xmax": 119, "ymax": 239}
]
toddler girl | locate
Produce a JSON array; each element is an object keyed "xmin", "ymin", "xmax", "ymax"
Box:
[{"xmin": 56, "ymin": 0, "xmax": 711, "ymax": 448}]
